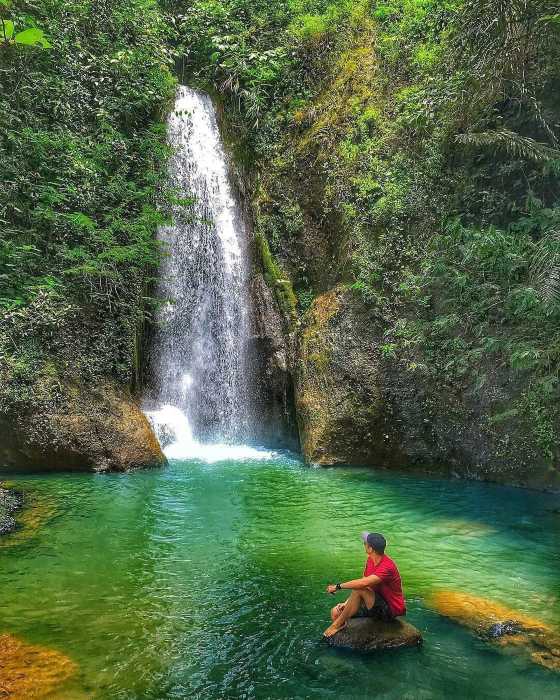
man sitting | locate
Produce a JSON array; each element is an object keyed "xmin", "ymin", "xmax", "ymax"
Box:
[{"xmin": 323, "ymin": 531, "xmax": 406, "ymax": 638}]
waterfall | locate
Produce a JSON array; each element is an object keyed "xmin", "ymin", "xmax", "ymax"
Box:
[{"xmin": 145, "ymin": 86, "xmax": 271, "ymax": 461}]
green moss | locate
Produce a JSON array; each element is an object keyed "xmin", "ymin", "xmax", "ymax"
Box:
[
  {"xmin": 255, "ymin": 232, "xmax": 298, "ymax": 328},
  {"xmin": 309, "ymin": 351, "xmax": 330, "ymax": 372}
]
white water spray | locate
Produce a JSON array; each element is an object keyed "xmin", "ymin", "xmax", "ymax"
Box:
[{"xmin": 147, "ymin": 405, "xmax": 273, "ymax": 462}]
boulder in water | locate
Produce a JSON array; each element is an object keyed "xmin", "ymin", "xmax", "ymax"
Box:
[{"xmin": 324, "ymin": 617, "xmax": 422, "ymax": 651}]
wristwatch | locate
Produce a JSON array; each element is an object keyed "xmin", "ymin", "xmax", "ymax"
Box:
[{"xmin": 335, "ymin": 583, "xmax": 342, "ymax": 591}]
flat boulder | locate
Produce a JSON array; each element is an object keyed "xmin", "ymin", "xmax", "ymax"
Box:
[{"xmin": 325, "ymin": 617, "xmax": 422, "ymax": 651}]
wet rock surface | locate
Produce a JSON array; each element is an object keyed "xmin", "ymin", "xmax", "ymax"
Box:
[
  {"xmin": 0, "ymin": 633, "xmax": 77, "ymax": 698},
  {"xmin": 325, "ymin": 617, "xmax": 423, "ymax": 652},
  {"xmin": 430, "ymin": 590, "xmax": 560, "ymax": 672},
  {"xmin": 250, "ymin": 273, "xmax": 299, "ymax": 449},
  {"xmin": 0, "ymin": 382, "xmax": 166, "ymax": 473},
  {"xmin": 0, "ymin": 485, "xmax": 23, "ymax": 536},
  {"xmin": 296, "ymin": 287, "xmax": 399, "ymax": 467}
]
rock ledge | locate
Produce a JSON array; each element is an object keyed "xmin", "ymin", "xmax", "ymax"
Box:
[{"xmin": 325, "ymin": 617, "xmax": 422, "ymax": 651}]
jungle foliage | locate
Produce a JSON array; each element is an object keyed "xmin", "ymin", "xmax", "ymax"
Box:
[
  {"xmin": 2, "ymin": 0, "xmax": 560, "ymax": 460},
  {"xmin": 0, "ymin": 0, "xmax": 175, "ymax": 410}
]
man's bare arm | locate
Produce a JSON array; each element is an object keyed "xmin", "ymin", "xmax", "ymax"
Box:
[
  {"xmin": 340, "ymin": 574, "xmax": 381, "ymax": 590},
  {"xmin": 326, "ymin": 574, "xmax": 381, "ymax": 593}
]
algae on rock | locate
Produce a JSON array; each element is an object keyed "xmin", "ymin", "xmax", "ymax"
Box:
[
  {"xmin": 430, "ymin": 590, "xmax": 560, "ymax": 673},
  {"xmin": 0, "ymin": 633, "xmax": 77, "ymax": 698}
]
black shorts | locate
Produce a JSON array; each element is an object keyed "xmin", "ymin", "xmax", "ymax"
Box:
[{"xmin": 357, "ymin": 592, "xmax": 395, "ymax": 622}]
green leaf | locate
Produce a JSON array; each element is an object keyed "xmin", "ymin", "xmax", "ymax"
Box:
[
  {"xmin": 2, "ymin": 19, "xmax": 14, "ymax": 40},
  {"xmin": 14, "ymin": 27, "xmax": 51, "ymax": 48},
  {"xmin": 66, "ymin": 212, "xmax": 96, "ymax": 230}
]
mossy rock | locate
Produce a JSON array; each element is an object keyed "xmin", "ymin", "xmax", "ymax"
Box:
[
  {"xmin": 295, "ymin": 286, "xmax": 402, "ymax": 467},
  {"xmin": 0, "ymin": 382, "xmax": 166, "ymax": 473}
]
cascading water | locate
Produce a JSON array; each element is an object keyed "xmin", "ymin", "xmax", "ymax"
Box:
[{"xmin": 145, "ymin": 86, "xmax": 271, "ymax": 461}]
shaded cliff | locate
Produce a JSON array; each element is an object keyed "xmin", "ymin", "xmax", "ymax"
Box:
[
  {"xmin": 249, "ymin": 272, "xmax": 299, "ymax": 450},
  {"xmin": 295, "ymin": 287, "xmax": 560, "ymax": 490},
  {"xmin": 261, "ymin": 9, "xmax": 560, "ymax": 489}
]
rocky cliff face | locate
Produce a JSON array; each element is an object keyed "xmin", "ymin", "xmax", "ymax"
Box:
[
  {"xmin": 291, "ymin": 286, "xmax": 560, "ymax": 491},
  {"xmin": 250, "ymin": 131, "xmax": 560, "ymax": 489},
  {"xmin": 295, "ymin": 287, "xmax": 396, "ymax": 466},
  {"xmin": 249, "ymin": 273, "xmax": 299, "ymax": 450},
  {"xmin": 244, "ymin": 16, "xmax": 560, "ymax": 492},
  {"xmin": 0, "ymin": 381, "xmax": 165, "ymax": 473}
]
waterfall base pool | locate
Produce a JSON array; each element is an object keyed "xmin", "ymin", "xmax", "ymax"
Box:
[{"xmin": 1, "ymin": 454, "xmax": 559, "ymax": 699}]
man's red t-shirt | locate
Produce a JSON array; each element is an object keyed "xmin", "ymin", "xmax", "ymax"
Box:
[{"xmin": 364, "ymin": 554, "xmax": 406, "ymax": 616}]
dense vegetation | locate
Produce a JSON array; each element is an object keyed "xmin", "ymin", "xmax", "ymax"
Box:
[
  {"xmin": 170, "ymin": 0, "xmax": 560, "ymax": 462},
  {"xmin": 0, "ymin": 0, "xmax": 175, "ymax": 412}
]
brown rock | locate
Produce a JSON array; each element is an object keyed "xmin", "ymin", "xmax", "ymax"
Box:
[
  {"xmin": 0, "ymin": 381, "xmax": 165, "ymax": 473},
  {"xmin": 325, "ymin": 616, "xmax": 422, "ymax": 651},
  {"xmin": 0, "ymin": 633, "xmax": 76, "ymax": 698},
  {"xmin": 430, "ymin": 590, "xmax": 560, "ymax": 672}
]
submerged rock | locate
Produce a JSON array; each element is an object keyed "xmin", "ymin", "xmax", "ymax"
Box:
[
  {"xmin": 0, "ymin": 485, "xmax": 24, "ymax": 536},
  {"xmin": 487, "ymin": 620, "xmax": 522, "ymax": 638},
  {"xmin": 0, "ymin": 493, "xmax": 57, "ymax": 549},
  {"xmin": 324, "ymin": 617, "xmax": 422, "ymax": 651},
  {"xmin": 0, "ymin": 633, "xmax": 76, "ymax": 698},
  {"xmin": 0, "ymin": 382, "xmax": 165, "ymax": 473},
  {"xmin": 430, "ymin": 590, "xmax": 560, "ymax": 672}
]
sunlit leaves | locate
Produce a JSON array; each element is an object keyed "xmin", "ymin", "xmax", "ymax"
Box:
[
  {"xmin": 0, "ymin": 19, "xmax": 51, "ymax": 48},
  {"xmin": 529, "ymin": 231, "xmax": 560, "ymax": 303}
]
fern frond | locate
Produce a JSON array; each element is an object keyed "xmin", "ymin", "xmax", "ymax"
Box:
[
  {"xmin": 456, "ymin": 128, "xmax": 560, "ymax": 162},
  {"xmin": 529, "ymin": 231, "xmax": 560, "ymax": 303}
]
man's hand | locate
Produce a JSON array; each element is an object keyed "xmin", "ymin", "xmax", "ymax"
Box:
[{"xmin": 326, "ymin": 584, "xmax": 338, "ymax": 594}]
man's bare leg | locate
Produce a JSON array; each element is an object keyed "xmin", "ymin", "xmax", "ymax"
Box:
[
  {"xmin": 331, "ymin": 602, "xmax": 345, "ymax": 622},
  {"xmin": 324, "ymin": 589, "xmax": 375, "ymax": 637}
]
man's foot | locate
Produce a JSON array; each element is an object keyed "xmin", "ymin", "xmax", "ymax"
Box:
[{"xmin": 323, "ymin": 621, "xmax": 346, "ymax": 638}]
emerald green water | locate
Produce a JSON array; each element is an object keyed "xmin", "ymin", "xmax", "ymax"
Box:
[{"xmin": 2, "ymin": 453, "xmax": 560, "ymax": 699}]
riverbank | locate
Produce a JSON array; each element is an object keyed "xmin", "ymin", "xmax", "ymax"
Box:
[{"xmin": 0, "ymin": 483, "xmax": 23, "ymax": 536}]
